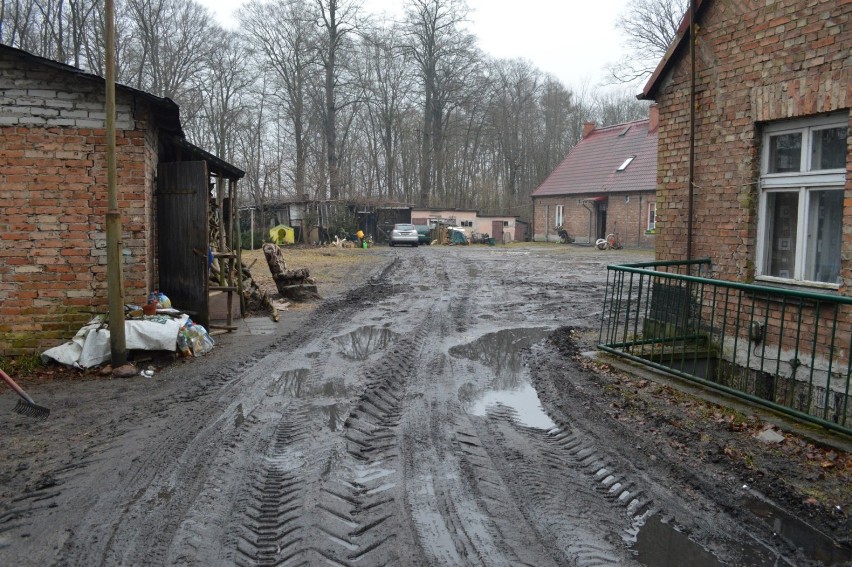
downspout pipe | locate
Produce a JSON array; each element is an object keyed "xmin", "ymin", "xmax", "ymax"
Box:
[{"xmin": 687, "ymin": 0, "xmax": 696, "ymax": 261}]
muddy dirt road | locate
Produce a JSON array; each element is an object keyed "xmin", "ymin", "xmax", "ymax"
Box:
[{"xmin": 1, "ymin": 245, "xmax": 849, "ymax": 566}]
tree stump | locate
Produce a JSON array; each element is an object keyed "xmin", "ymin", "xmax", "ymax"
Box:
[{"xmin": 262, "ymin": 243, "xmax": 320, "ymax": 301}]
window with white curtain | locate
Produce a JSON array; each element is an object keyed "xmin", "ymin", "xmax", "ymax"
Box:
[{"xmin": 757, "ymin": 114, "xmax": 847, "ymax": 285}]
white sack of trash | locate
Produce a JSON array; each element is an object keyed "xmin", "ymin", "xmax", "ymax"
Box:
[{"xmin": 41, "ymin": 314, "xmax": 191, "ymax": 369}]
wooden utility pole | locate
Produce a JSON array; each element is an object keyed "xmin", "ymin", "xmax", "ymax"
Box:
[{"xmin": 105, "ymin": 0, "xmax": 127, "ymax": 365}]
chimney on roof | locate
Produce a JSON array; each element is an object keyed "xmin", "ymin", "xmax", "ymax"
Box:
[
  {"xmin": 582, "ymin": 121, "xmax": 596, "ymax": 138},
  {"xmin": 648, "ymin": 103, "xmax": 659, "ymax": 133}
]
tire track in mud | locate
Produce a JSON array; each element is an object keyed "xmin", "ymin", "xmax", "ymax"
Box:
[
  {"xmin": 457, "ymin": 405, "xmax": 647, "ymax": 565},
  {"xmin": 232, "ymin": 335, "xmax": 417, "ymax": 566},
  {"xmin": 390, "ymin": 252, "xmax": 563, "ymax": 565},
  {"xmin": 229, "ymin": 258, "xmax": 420, "ymax": 566},
  {"xmin": 327, "ymin": 340, "xmax": 413, "ymax": 565},
  {"xmin": 449, "ymin": 324, "xmax": 660, "ymax": 567},
  {"xmin": 429, "ymin": 252, "xmax": 650, "ymax": 566},
  {"xmin": 235, "ymin": 410, "xmax": 312, "ymax": 566},
  {"xmin": 48, "ymin": 264, "xmax": 403, "ymax": 566}
]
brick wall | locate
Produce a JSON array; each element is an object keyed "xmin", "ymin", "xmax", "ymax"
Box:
[
  {"xmin": 0, "ymin": 56, "xmax": 134, "ymax": 129},
  {"xmin": 0, "ymin": 52, "xmax": 158, "ymax": 354},
  {"xmin": 532, "ymin": 193, "xmax": 655, "ymax": 247},
  {"xmin": 650, "ymin": 0, "xmax": 852, "ymax": 380},
  {"xmin": 652, "ymin": 0, "xmax": 851, "ymax": 284}
]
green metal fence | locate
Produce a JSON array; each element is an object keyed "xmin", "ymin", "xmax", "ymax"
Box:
[{"xmin": 599, "ymin": 258, "xmax": 852, "ymax": 436}]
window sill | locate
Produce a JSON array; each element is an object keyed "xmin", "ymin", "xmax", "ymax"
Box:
[{"xmin": 754, "ymin": 275, "xmax": 841, "ymax": 294}]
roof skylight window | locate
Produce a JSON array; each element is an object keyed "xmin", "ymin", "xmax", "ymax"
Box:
[{"xmin": 617, "ymin": 156, "xmax": 635, "ymax": 171}]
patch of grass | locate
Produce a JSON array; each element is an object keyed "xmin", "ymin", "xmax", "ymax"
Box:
[
  {"xmin": 0, "ymin": 353, "xmax": 43, "ymax": 374},
  {"xmin": 241, "ymin": 245, "xmax": 387, "ymax": 309}
]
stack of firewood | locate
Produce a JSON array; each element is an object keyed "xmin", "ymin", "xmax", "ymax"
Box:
[{"xmin": 207, "ymin": 205, "xmax": 279, "ymax": 320}]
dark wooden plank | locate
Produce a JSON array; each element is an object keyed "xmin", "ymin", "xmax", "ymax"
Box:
[{"xmin": 157, "ymin": 161, "xmax": 210, "ymax": 328}]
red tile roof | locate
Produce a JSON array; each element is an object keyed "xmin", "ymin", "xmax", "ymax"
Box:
[{"xmin": 531, "ymin": 118, "xmax": 658, "ymax": 198}]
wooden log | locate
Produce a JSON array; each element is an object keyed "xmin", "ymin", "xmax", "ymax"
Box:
[
  {"xmin": 278, "ymin": 284, "xmax": 320, "ymax": 301},
  {"xmin": 273, "ymin": 268, "xmax": 313, "ymax": 286},
  {"xmin": 263, "ymin": 243, "xmax": 317, "ymax": 300},
  {"xmin": 262, "ymin": 243, "xmax": 288, "ymax": 277}
]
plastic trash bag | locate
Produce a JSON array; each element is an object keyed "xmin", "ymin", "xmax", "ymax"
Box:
[{"xmin": 178, "ymin": 319, "xmax": 215, "ymax": 357}]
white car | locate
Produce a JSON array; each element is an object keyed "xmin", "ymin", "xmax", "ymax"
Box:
[{"xmin": 389, "ymin": 223, "xmax": 419, "ymax": 247}]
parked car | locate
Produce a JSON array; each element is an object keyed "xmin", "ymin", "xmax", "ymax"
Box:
[
  {"xmin": 415, "ymin": 225, "xmax": 431, "ymax": 245},
  {"xmin": 389, "ymin": 223, "xmax": 419, "ymax": 247}
]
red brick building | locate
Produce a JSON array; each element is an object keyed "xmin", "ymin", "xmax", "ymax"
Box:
[
  {"xmin": 531, "ymin": 109, "xmax": 658, "ymax": 247},
  {"xmin": 0, "ymin": 45, "xmax": 243, "ymax": 354},
  {"xmin": 631, "ymin": 0, "xmax": 851, "ymax": 426},
  {"xmin": 641, "ymin": 0, "xmax": 850, "ymax": 286}
]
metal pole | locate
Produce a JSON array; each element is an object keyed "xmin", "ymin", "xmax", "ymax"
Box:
[{"xmin": 105, "ymin": 0, "xmax": 126, "ymax": 366}]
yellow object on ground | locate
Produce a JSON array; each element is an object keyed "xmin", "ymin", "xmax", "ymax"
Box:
[{"xmin": 269, "ymin": 224, "xmax": 295, "ymax": 245}]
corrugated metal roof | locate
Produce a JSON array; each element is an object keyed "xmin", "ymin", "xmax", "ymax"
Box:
[{"xmin": 531, "ymin": 118, "xmax": 658, "ymax": 198}]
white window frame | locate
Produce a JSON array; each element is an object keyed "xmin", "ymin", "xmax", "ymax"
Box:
[
  {"xmin": 554, "ymin": 205, "xmax": 564, "ymax": 228},
  {"xmin": 647, "ymin": 202, "xmax": 656, "ymax": 231},
  {"xmin": 617, "ymin": 156, "xmax": 635, "ymax": 171},
  {"xmin": 460, "ymin": 220, "xmax": 473, "ymax": 227},
  {"xmin": 756, "ymin": 114, "xmax": 847, "ymax": 288}
]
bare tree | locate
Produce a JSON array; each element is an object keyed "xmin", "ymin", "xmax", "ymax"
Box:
[
  {"xmin": 360, "ymin": 25, "xmax": 416, "ymax": 200},
  {"xmin": 1, "ymin": 0, "xmax": 40, "ymax": 52},
  {"xmin": 185, "ymin": 32, "xmax": 252, "ymax": 163},
  {"xmin": 491, "ymin": 59, "xmax": 540, "ymax": 209},
  {"xmin": 122, "ymin": 0, "xmax": 214, "ymax": 99},
  {"xmin": 606, "ymin": 0, "xmax": 687, "ymax": 85},
  {"xmin": 241, "ymin": 0, "xmax": 316, "ymax": 199},
  {"xmin": 79, "ymin": 0, "xmax": 134, "ymax": 80},
  {"xmin": 311, "ymin": 0, "xmax": 360, "ymax": 201},
  {"xmin": 591, "ymin": 88, "xmax": 650, "ymax": 126},
  {"xmin": 64, "ymin": 0, "xmax": 97, "ymax": 67},
  {"xmin": 537, "ymin": 77, "xmax": 575, "ymax": 172},
  {"xmin": 403, "ymin": 0, "xmax": 475, "ymax": 207}
]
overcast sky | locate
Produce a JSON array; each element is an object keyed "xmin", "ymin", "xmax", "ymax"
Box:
[{"xmin": 197, "ymin": 0, "xmax": 632, "ymax": 90}]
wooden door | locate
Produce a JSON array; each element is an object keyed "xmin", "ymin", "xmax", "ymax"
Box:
[
  {"xmin": 491, "ymin": 220, "xmax": 504, "ymax": 242},
  {"xmin": 157, "ymin": 161, "xmax": 209, "ymax": 327}
]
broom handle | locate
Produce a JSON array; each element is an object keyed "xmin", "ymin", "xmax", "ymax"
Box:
[{"xmin": 0, "ymin": 368, "xmax": 36, "ymax": 404}]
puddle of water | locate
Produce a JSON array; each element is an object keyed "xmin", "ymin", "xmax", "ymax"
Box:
[
  {"xmin": 333, "ymin": 326, "xmax": 397, "ymax": 361},
  {"xmin": 280, "ymin": 369, "xmax": 310, "ymax": 397},
  {"xmin": 449, "ymin": 327, "xmax": 550, "ymax": 389},
  {"xmin": 745, "ymin": 495, "xmax": 852, "ymax": 565},
  {"xmin": 278, "ymin": 370, "xmax": 349, "ymax": 400},
  {"xmin": 452, "ymin": 328, "xmax": 553, "ymax": 429},
  {"xmin": 634, "ymin": 515, "xmax": 725, "ymax": 567},
  {"xmin": 634, "ymin": 514, "xmax": 776, "ymax": 567},
  {"xmin": 469, "ymin": 382, "xmax": 555, "ymax": 429},
  {"xmin": 315, "ymin": 402, "xmax": 347, "ymax": 431}
]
